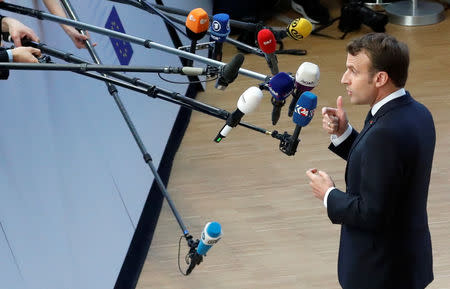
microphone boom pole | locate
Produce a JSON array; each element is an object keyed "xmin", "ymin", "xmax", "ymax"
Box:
[
  {"xmin": 20, "ymin": 40, "xmax": 269, "ymax": 136},
  {"xmin": 108, "ymin": 0, "xmax": 266, "ymax": 57},
  {"xmin": 0, "ymin": 2, "xmax": 267, "ymax": 81},
  {"xmin": 58, "ymin": 0, "xmax": 192, "ymax": 239},
  {"xmin": 0, "ymin": 62, "xmax": 209, "ymax": 74}
]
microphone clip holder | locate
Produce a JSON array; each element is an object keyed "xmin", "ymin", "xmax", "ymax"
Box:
[
  {"xmin": 178, "ymin": 41, "xmax": 214, "ymax": 52},
  {"xmin": 184, "ymin": 234, "xmax": 203, "ymax": 275},
  {"xmin": 38, "ymin": 55, "xmax": 52, "ymax": 63},
  {"xmin": 271, "ymin": 130, "xmax": 300, "ymax": 156}
]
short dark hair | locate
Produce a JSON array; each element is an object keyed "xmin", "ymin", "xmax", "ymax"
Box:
[{"xmin": 347, "ymin": 33, "xmax": 409, "ymax": 87}]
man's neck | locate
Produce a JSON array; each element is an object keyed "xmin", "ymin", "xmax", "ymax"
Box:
[
  {"xmin": 370, "ymin": 85, "xmax": 401, "ymax": 107},
  {"xmin": 370, "ymin": 87, "xmax": 406, "ymax": 115}
]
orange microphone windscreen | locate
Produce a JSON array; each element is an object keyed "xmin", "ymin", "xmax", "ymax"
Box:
[{"xmin": 186, "ymin": 8, "xmax": 210, "ymax": 34}]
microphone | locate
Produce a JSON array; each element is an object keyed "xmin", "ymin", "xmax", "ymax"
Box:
[
  {"xmin": 257, "ymin": 29, "xmax": 278, "ymax": 75},
  {"xmin": 163, "ymin": 66, "xmax": 215, "ymax": 76},
  {"xmin": 213, "ymin": 86, "xmax": 263, "ymax": 143},
  {"xmin": 186, "ymin": 222, "xmax": 223, "ymax": 275},
  {"xmin": 208, "ymin": 13, "xmax": 230, "ymax": 62},
  {"xmin": 265, "ymin": 72, "xmax": 295, "ymax": 125},
  {"xmin": 288, "ymin": 62, "xmax": 320, "ymax": 117},
  {"xmin": 270, "ymin": 17, "xmax": 313, "ymax": 43},
  {"xmin": 185, "ymin": 8, "xmax": 209, "ymax": 66},
  {"xmin": 282, "ymin": 91, "xmax": 317, "ymax": 155},
  {"xmin": 215, "ymin": 53, "xmax": 244, "ymax": 90},
  {"xmin": 286, "ymin": 18, "xmax": 313, "ymax": 40}
]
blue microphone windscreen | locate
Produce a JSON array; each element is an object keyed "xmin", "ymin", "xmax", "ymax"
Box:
[
  {"xmin": 197, "ymin": 222, "xmax": 222, "ymax": 256},
  {"xmin": 293, "ymin": 91, "xmax": 317, "ymax": 126},
  {"xmin": 268, "ymin": 72, "xmax": 294, "ymax": 100},
  {"xmin": 206, "ymin": 222, "xmax": 222, "ymax": 238},
  {"xmin": 210, "ymin": 13, "xmax": 230, "ymax": 42}
]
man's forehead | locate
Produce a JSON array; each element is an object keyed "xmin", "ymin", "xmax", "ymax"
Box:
[{"xmin": 346, "ymin": 52, "xmax": 370, "ymax": 68}]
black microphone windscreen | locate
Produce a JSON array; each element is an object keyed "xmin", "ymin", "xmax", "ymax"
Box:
[
  {"xmin": 222, "ymin": 53, "xmax": 244, "ymax": 82},
  {"xmin": 215, "ymin": 53, "xmax": 244, "ymax": 90}
]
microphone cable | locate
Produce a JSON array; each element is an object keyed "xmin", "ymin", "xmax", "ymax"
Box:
[{"xmin": 178, "ymin": 235, "xmax": 189, "ymax": 276}]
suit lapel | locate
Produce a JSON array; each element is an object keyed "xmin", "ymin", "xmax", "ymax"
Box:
[{"xmin": 344, "ymin": 92, "xmax": 412, "ymax": 181}]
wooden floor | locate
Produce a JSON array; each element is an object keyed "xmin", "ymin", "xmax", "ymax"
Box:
[{"xmin": 137, "ymin": 6, "xmax": 450, "ymax": 289}]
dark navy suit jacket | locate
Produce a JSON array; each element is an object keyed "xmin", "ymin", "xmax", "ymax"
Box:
[
  {"xmin": 0, "ymin": 47, "xmax": 10, "ymax": 79},
  {"xmin": 1, "ymin": 14, "xmax": 10, "ymax": 79},
  {"xmin": 328, "ymin": 92, "xmax": 435, "ymax": 289}
]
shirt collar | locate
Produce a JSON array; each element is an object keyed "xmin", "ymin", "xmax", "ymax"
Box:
[{"xmin": 371, "ymin": 88, "xmax": 405, "ymax": 116}]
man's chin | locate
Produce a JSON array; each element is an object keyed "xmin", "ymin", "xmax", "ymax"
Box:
[
  {"xmin": 349, "ymin": 96, "xmax": 365, "ymax": 105},
  {"xmin": 349, "ymin": 96, "xmax": 359, "ymax": 104}
]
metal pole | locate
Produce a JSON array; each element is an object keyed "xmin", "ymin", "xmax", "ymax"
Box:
[
  {"xmin": 0, "ymin": 2, "xmax": 268, "ymax": 81},
  {"xmin": 60, "ymin": 0, "xmax": 194, "ymax": 234},
  {"xmin": 0, "ymin": 62, "xmax": 206, "ymax": 73}
]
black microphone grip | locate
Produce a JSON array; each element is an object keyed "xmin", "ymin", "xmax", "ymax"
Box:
[
  {"xmin": 208, "ymin": 41, "xmax": 223, "ymax": 62},
  {"xmin": 275, "ymin": 126, "xmax": 301, "ymax": 156},
  {"xmin": 271, "ymin": 98, "xmax": 285, "ymax": 125},
  {"xmin": 213, "ymin": 109, "xmax": 244, "ymax": 143},
  {"xmin": 186, "ymin": 250, "xmax": 203, "ymax": 275},
  {"xmin": 264, "ymin": 53, "xmax": 279, "ymax": 75},
  {"xmin": 186, "ymin": 40, "xmax": 197, "ymax": 67},
  {"xmin": 287, "ymin": 125, "xmax": 302, "ymax": 155},
  {"xmin": 288, "ymin": 91, "xmax": 301, "ymax": 117}
]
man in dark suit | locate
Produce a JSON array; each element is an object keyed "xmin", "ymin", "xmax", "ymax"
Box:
[
  {"xmin": 306, "ymin": 33, "xmax": 435, "ymax": 289},
  {"xmin": 1, "ymin": 11, "xmax": 41, "ymax": 79}
]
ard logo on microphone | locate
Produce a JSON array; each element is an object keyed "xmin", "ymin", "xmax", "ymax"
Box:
[
  {"xmin": 212, "ymin": 20, "xmax": 221, "ymax": 32},
  {"xmin": 295, "ymin": 105, "xmax": 315, "ymax": 118}
]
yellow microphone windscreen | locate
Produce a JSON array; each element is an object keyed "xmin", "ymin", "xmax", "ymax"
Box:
[{"xmin": 287, "ymin": 18, "xmax": 313, "ymax": 40}]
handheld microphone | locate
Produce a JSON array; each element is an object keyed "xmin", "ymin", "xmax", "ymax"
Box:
[
  {"xmin": 265, "ymin": 72, "xmax": 295, "ymax": 125},
  {"xmin": 288, "ymin": 62, "xmax": 320, "ymax": 117},
  {"xmin": 286, "ymin": 18, "xmax": 313, "ymax": 40},
  {"xmin": 257, "ymin": 29, "xmax": 278, "ymax": 75},
  {"xmin": 213, "ymin": 86, "xmax": 263, "ymax": 142},
  {"xmin": 185, "ymin": 8, "xmax": 209, "ymax": 66},
  {"xmin": 281, "ymin": 91, "xmax": 317, "ymax": 155},
  {"xmin": 186, "ymin": 222, "xmax": 222, "ymax": 275},
  {"xmin": 208, "ymin": 13, "xmax": 230, "ymax": 61},
  {"xmin": 215, "ymin": 53, "xmax": 244, "ymax": 90}
]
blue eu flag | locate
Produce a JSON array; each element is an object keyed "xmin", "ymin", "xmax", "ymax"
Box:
[{"xmin": 105, "ymin": 6, "xmax": 133, "ymax": 65}]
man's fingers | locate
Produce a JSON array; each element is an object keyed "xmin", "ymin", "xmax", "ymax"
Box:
[
  {"xmin": 306, "ymin": 168, "xmax": 318, "ymax": 179},
  {"xmin": 27, "ymin": 31, "xmax": 39, "ymax": 42},
  {"xmin": 322, "ymin": 107, "xmax": 337, "ymax": 116},
  {"xmin": 30, "ymin": 47, "xmax": 41, "ymax": 57},
  {"xmin": 336, "ymin": 96, "xmax": 343, "ymax": 112},
  {"xmin": 12, "ymin": 35, "xmax": 22, "ymax": 47},
  {"xmin": 318, "ymin": 170, "xmax": 328, "ymax": 178}
]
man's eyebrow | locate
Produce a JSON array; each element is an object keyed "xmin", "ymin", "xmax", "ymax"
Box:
[{"xmin": 346, "ymin": 64, "xmax": 357, "ymax": 70}]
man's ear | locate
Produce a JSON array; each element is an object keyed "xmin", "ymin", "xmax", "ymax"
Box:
[{"xmin": 375, "ymin": 71, "xmax": 389, "ymax": 88}]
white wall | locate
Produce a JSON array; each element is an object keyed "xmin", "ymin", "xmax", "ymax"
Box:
[{"xmin": 0, "ymin": 1, "xmax": 212, "ymax": 288}]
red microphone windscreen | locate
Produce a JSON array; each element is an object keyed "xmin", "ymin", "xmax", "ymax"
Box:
[{"xmin": 257, "ymin": 29, "xmax": 276, "ymax": 54}]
